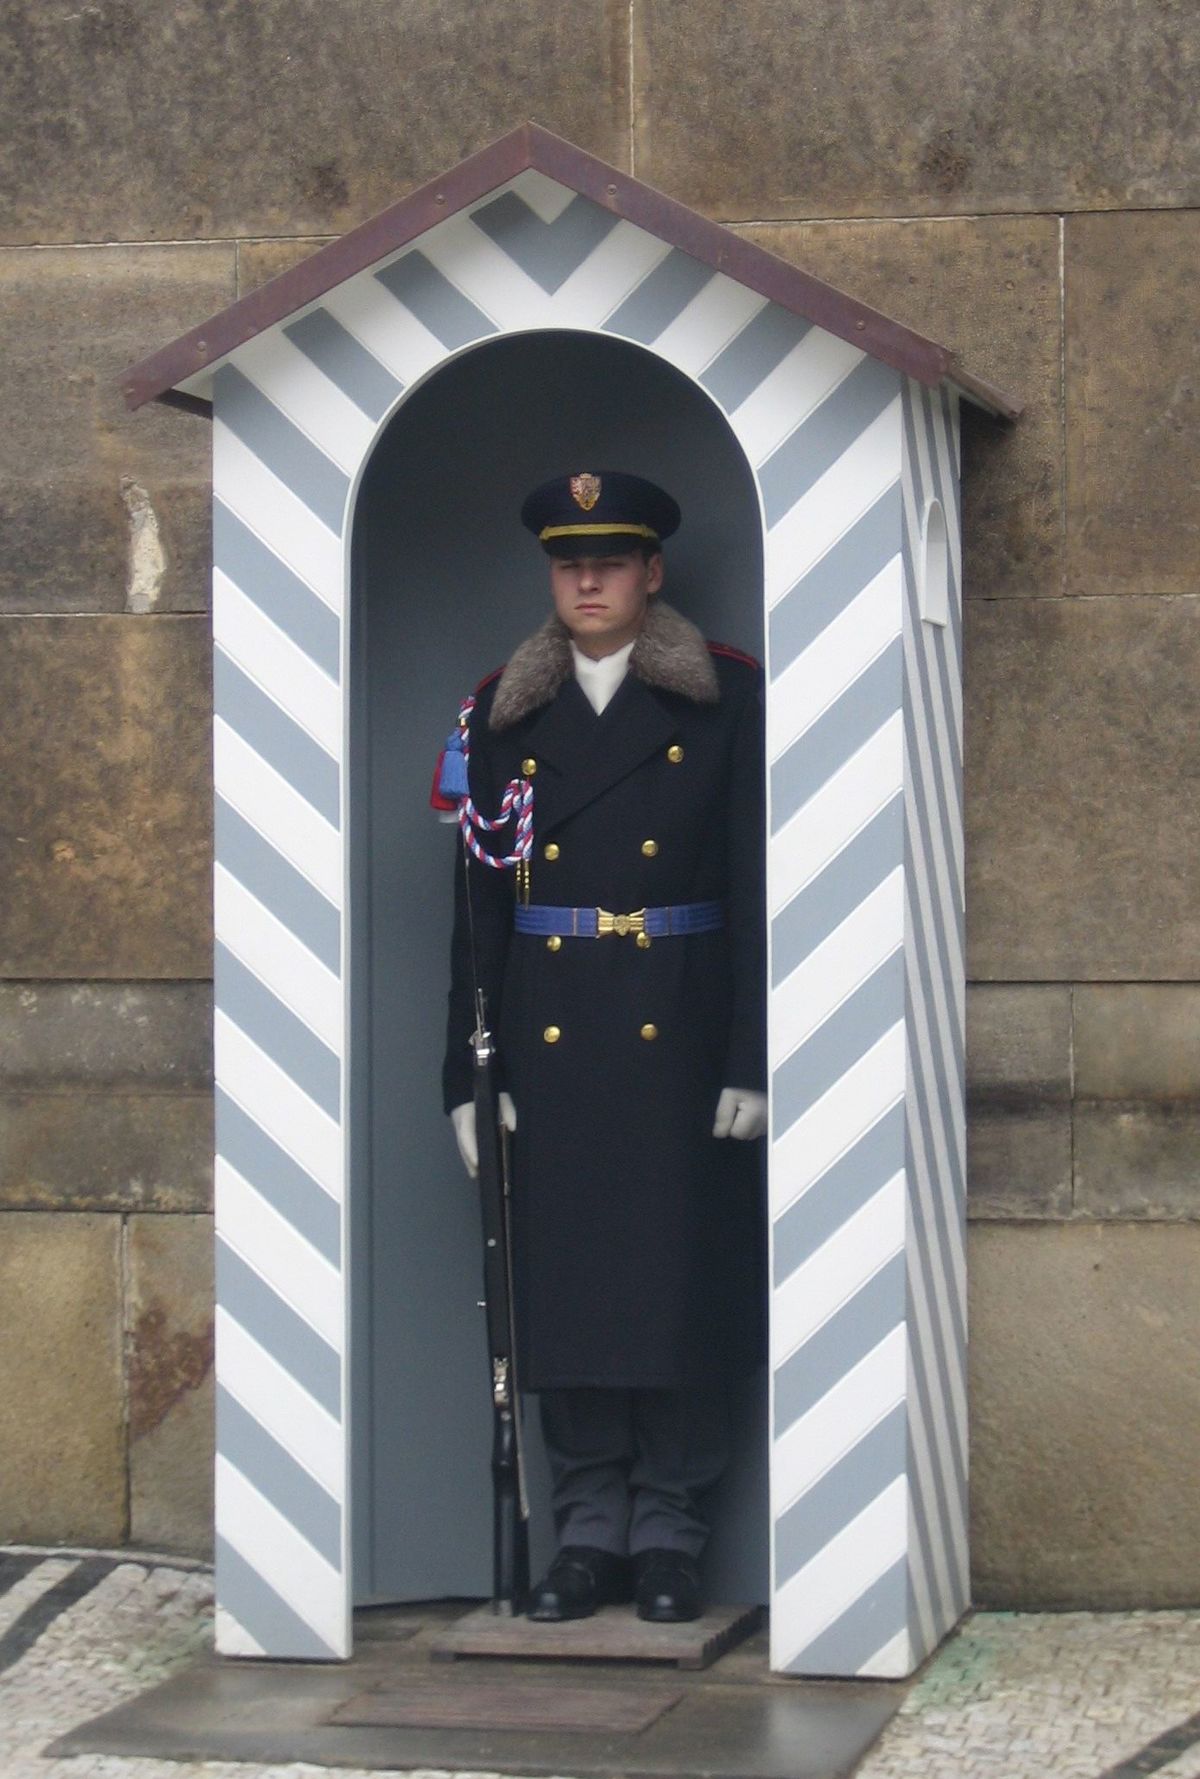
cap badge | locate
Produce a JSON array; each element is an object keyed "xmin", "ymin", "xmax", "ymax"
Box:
[{"xmin": 570, "ymin": 473, "xmax": 602, "ymax": 512}]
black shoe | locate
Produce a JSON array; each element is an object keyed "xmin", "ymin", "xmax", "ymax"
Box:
[
  {"xmin": 525, "ymin": 1546, "xmax": 631, "ymax": 1621},
  {"xmin": 633, "ymin": 1548, "xmax": 703, "ymax": 1622}
]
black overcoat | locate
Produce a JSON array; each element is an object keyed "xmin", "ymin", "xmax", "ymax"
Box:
[{"xmin": 442, "ymin": 601, "xmax": 766, "ymax": 1391}]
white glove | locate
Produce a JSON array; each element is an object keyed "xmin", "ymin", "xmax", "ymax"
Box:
[
  {"xmin": 712, "ymin": 1086, "xmax": 768, "ymax": 1141},
  {"xmin": 450, "ymin": 1094, "xmax": 517, "ymax": 1178}
]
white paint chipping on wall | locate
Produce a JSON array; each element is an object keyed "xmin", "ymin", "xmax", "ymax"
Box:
[{"xmin": 120, "ymin": 476, "xmax": 165, "ymax": 612}]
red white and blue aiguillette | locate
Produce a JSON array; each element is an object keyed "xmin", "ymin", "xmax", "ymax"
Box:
[{"xmin": 433, "ymin": 695, "xmax": 534, "ymax": 888}]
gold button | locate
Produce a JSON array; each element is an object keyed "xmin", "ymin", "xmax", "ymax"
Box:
[
  {"xmin": 667, "ymin": 744, "xmax": 684, "ymax": 763},
  {"xmin": 641, "ymin": 839, "xmax": 658, "ymax": 857},
  {"xmin": 640, "ymin": 1023, "xmax": 658, "ymax": 1041},
  {"xmin": 521, "ymin": 757, "xmax": 537, "ymax": 776},
  {"xmin": 636, "ymin": 932, "xmax": 652, "ymax": 950},
  {"xmin": 546, "ymin": 935, "xmax": 562, "ymax": 952},
  {"xmin": 544, "ymin": 842, "xmax": 560, "ymax": 861},
  {"xmin": 543, "ymin": 1025, "xmax": 561, "ymax": 1044}
]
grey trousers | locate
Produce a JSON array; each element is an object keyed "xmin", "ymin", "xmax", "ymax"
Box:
[{"xmin": 537, "ymin": 1384, "xmax": 731, "ymax": 1559}]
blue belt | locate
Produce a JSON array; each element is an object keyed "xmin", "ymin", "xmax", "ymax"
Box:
[{"xmin": 514, "ymin": 902, "xmax": 724, "ymax": 939}]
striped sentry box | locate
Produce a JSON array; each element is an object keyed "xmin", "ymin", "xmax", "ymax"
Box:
[{"xmin": 185, "ymin": 154, "xmax": 973, "ymax": 1673}]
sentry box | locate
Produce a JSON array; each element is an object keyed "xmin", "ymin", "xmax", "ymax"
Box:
[{"xmin": 124, "ymin": 123, "xmax": 1019, "ymax": 1679}]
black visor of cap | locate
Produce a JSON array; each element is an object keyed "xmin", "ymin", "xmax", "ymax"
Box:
[{"xmin": 521, "ymin": 471, "xmax": 681, "ymax": 557}]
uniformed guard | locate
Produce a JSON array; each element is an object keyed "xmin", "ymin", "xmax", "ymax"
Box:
[{"xmin": 438, "ymin": 470, "xmax": 767, "ymax": 1623}]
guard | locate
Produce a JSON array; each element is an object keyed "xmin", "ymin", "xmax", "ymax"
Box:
[{"xmin": 438, "ymin": 470, "xmax": 767, "ymax": 1623}]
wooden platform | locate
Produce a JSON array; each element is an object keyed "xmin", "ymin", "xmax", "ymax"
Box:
[{"xmin": 429, "ymin": 1601, "xmax": 762, "ymax": 1671}]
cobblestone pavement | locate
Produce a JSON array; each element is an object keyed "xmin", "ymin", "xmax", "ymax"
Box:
[{"xmin": 1, "ymin": 1548, "xmax": 1199, "ymax": 1779}]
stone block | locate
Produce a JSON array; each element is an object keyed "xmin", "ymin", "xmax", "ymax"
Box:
[
  {"xmin": 0, "ymin": 246, "xmax": 232, "ymax": 613},
  {"xmin": 965, "ymin": 985, "xmax": 1073, "ymax": 1217},
  {"xmin": 1066, "ymin": 212, "xmax": 1200, "ymax": 597},
  {"xmin": 1074, "ymin": 1104, "xmax": 1200, "ymax": 1222},
  {"xmin": 2, "ymin": 0, "xmax": 630, "ymax": 244},
  {"xmin": 0, "ymin": 983, "xmax": 213, "ymax": 1212},
  {"xmin": 740, "ymin": 218, "xmax": 1059, "ymax": 598},
  {"xmin": 965, "ymin": 597, "xmax": 1200, "ymax": 981},
  {"xmin": 0, "ymin": 1212, "xmax": 124, "ymax": 1544},
  {"xmin": 967, "ymin": 1109, "xmax": 1072, "ymax": 1221},
  {"xmin": 237, "ymin": 238, "xmax": 336, "ymax": 299},
  {"xmin": 0, "ymin": 1093, "xmax": 213, "ymax": 1213},
  {"xmin": 967, "ymin": 984, "xmax": 1072, "ymax": 1100},
  {"xmin": 634, "ymin": 0, "xmax": 1200, "ymax": 219},
  {"xmin": 0, "ymin": 982, "xmax": 212, "ymax": 1087},
  {"xmin": 1073, "ymin": 985, "xmax": 1200, "ymax": 1101},
  {"xmin": 969, "ymin": 1223, "xmax": 1200, "ymax": 1607},
  {"xmin": 127, "ymin": 1213, "xmax": 215, "ymax": 1556},
  {"xmin": 0, "ymin": 616, "xmax": 213, "ymax": 977}
]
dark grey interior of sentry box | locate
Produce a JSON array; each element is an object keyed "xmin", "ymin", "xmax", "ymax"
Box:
[
  {"xmin": 347, "ymin": 329, "xmax": 768, "ymax": 1613},
  {"xmin": 50, "ymin": 1602, "xmax": 905, "ymax": 1778}
]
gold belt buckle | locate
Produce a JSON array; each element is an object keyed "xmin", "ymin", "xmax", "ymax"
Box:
[{"xmin": 595, "ymin": 906, "xmax": 646, "ymax": 937}]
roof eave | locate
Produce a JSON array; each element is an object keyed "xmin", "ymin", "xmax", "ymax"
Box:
[
  {"xmin": 121, "ymin": 123, "xmax": 539, "ymax": 412},
  {"xmin": 122, "ymin": 120, "xmax": 1022, "ymax": 421},
  {"xmin": 943, "ymin": 360, "xmax": 1023, "ymax": 421}
]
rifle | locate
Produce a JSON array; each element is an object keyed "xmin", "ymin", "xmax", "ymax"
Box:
[{"xmin": 470, "ymin": 987, "xmax": 530, "ymax": 1614}]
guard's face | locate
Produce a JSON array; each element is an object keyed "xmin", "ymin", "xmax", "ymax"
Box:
[{"xmin": 548, "ymin": 550, "xmax": 664, "ymax": 655}]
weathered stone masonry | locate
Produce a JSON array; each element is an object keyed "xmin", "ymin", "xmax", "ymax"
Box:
[{"xmin": 1, "ymin": 0, "xmax": 1198, "ymax": 1602}]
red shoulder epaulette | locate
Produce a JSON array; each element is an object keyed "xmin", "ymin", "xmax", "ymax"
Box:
[
  {"xmin": 707, "ymin": 640, "xmax": 761, "ymax": 670},
  {"xmin": 429, "ymin": 762, "xmax": 459, "ymax": 813},
  {"xmin": 475, "ymin": 664, "xmax": 505, "ymax": 693}
]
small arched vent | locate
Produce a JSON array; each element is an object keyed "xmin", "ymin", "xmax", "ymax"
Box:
[{"xmin": 919, "ymin": 497, "xmax": 949, "ymax": 627}]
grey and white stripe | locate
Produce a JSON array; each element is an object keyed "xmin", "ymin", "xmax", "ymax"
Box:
[{"xmin": 898, "ymin": 376, "xmax": 969, "ymax": 1654}]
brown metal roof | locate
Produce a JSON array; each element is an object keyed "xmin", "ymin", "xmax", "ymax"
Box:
[{"xmin": 121, "ymin": 122, "xmax": 1021, "ymax": 420}]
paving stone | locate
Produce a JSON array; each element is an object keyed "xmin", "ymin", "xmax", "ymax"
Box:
[
  {"xmin": 0, "ymin": 1215, "xmax": 124, "ymax": 1544},
  {"xmin": 0, "ymin": 1558, "xmax": 218, "ymax": 1778},
  {"xmin": 737, "ymin": 217, "xmax": 1058, "ymax": 597},
  {"xmin": 965, "ymin": 597, "xmax": 1200, "ymax": 981},
  {"xmin": 0, "ymin": 1554, "xmax": 80, "ymax": 1641},
  {"xmin": 1073, "ymin": 984, "xmax": 1200, "ymax": 1101},
  {"xmin": 0, "ymin": 615, "xmax": 213, "ymax": 978},
  {"xmin": 0, "ymin": 1092, "xmax": 213, "ymax": 1214},
  {"xmin": 0, "ymin": 246, "xmax": 231, "ymax": 614},
  {"xmin": 1074, "ymin": 1103, "xmax": 1200, "ymax": 1221},
  {"xmin": 634, "ymin": 0, "xmax": 1200, "ymax": 219},
  {"xmin": 127, "ymin": 1216, "xmax": 215, "ymax": 1557},
  {"xmin": 969, "ymin": 1223, "xmax": 1200, "ymax": 1608},
  {"xmin": 859, "ymin": 1610, "xmax": 1200, "ymax": 1779},
  {"xmin": 1, "ymin": 0, "xmax": 630, "ymax": 244},
  {"xmin": 1066, "ymin": 211, "xmax": 1200, "ymax": 597}
]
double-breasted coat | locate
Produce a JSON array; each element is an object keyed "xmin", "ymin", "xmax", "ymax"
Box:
[{"xmin": 442, "ymin": 599, "xmax": 766, "ymax": 1392}]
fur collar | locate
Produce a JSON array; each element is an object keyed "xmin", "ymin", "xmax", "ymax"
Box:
[{"xmin": 489, "ymin": 599, "xmax": 719, "ymax": 730}]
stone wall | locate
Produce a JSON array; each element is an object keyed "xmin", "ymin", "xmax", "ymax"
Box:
[{"xmin": 1, "ymin": 0, "xmax": 1197, "ymax": 1600}]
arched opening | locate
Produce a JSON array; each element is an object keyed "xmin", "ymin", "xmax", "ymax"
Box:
[{"xmin": 348, "ymin": 328, "xmax": 767, "ymax": 1608}]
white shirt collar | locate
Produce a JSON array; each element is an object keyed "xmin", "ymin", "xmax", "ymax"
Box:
[{"xmin": 571, "ymin": 638, "xmax": 635, "ymax": 714}]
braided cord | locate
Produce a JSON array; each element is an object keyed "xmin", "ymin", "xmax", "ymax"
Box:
[{"xmin": 455, "ymin": 695, "xmax": 534, "ymax": 872}]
